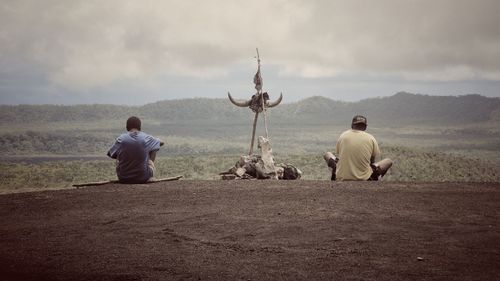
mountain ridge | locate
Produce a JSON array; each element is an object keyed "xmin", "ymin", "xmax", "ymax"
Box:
[{"xmin": 1, "ymin": 92, "xmax": 499, "ymax": 126}]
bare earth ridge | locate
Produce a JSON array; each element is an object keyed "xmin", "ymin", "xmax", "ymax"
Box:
[{"xmin": 1, "ymin": 181, "xmax": 499, "ymax": 281}]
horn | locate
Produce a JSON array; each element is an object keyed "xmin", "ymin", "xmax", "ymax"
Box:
[
  {"xmin": 228, "ymin": 92, "xmax": 251, "ymax": 107},
  {"xmin": 266, "ymin": 92, "xmax": 283, "ymax": 108}
]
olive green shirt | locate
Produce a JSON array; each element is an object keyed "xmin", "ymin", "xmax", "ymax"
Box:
[{"xmin": 335, "ymin": 129, "xmax": 380, "ymax": 181}]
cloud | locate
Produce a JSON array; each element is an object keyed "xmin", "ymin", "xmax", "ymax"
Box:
[{"xmin": 1, "ymin": 0, "xmax": 500, "ymax": 91}]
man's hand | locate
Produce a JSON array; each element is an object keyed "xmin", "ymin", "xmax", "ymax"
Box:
[{"xmin": 160, "ymin": 140, "xmax": 165, "ymax": 146}]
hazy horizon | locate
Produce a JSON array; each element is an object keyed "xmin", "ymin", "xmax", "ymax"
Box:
[
  {"xmin": 2, "ymin": 91, "xmax": 499, "ymax": 107},
  {"xmin": 1, "ymin": 1, "xmax": 500, "ymax": 105}
]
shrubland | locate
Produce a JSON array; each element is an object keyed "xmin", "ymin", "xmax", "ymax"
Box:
[
  {"xmin": 1, "ymin": 145, "xmax": 498, "ymax": 193},
  {"xmin": 1, "ymin": 93, "xmax": 499, "ymax": 193}
]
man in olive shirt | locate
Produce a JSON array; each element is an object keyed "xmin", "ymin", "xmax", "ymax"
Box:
[{"xmin": 324, "ymin": 115, "xmax": 392, "ymax": 181}]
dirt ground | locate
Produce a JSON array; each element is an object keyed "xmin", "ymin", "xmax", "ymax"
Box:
[{"xmin": 0, "ymin": 181, "xmax": 499, "ymax": 281}]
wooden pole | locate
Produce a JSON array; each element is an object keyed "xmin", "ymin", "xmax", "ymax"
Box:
[
  {"xmin": 72, "ymin": 175, "xmax": 183, "ymax": 187},
  {"xmin": 249, "ymin": 112, "xmax": 259, "ymax": 155},
  {"xmin": 73, "ymin": 180, "xmax": 115, "ymax": 187}
]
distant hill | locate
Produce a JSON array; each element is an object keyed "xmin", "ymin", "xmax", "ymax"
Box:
[
  {"xmin": 355, "ymin": 92, "xmax": 500, "ymax": 125},
  {"xmin": 1, "ymin": 92, "xmax": 499, "ymax": 126}
]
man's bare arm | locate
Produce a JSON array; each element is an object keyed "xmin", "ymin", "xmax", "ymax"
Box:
[{"xmin": 149, "ymin": 150, "xmax": 157, "ymax": 162}]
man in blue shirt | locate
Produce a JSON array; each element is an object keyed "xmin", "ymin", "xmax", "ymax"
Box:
[{"xmin": 107, "ymin": 116, "xmax": 164, "ymax": 183}]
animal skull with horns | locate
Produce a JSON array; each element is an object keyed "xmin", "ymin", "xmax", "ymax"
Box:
[
  {"xmin": 227, "ymin": 48, "xmax": 283, "ymax": 156},
  {"xmin": 227, "ymin": 92, "xmax": 283, "ymax": 113}
]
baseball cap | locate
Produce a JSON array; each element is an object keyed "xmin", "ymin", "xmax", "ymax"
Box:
[{"xmin": 352, "ymin": 115, "xmax": 367, "ymax": 125}]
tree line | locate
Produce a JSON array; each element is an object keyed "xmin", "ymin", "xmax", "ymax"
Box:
[{"xmin": 1, "ymin": 93, "xmax": 499, "ymax": 126}]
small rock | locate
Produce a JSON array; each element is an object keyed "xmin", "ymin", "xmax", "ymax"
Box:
[
  {"xmin": 235, "ymin": 167, "xmax": 246, "ymax": 177},
  {"xmin": 417, "ymin": 257, "xmax": 424, "ymax": 261}
]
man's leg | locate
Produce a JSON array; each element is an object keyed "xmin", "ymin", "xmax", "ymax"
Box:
[
  {"xmin": 148, "ymin": 150, "xmax": 158, "ymax": 181},
  {"xmin": 323, "ymin": 152, "xmax": 337, "ymax": 181},
  {"xmin": 149, "ymin": 150, "xmax": 157, "ymax": 162},
  {"xmin": 368, "ymin": 165, "xmax": 379, "ymax": 181},
  {"xmin": 370, "ymin": 158, "xmax": 393, "ymax": 180},
  {"xmin": 376, "ymin": 158, "xmax": 393, "ymax": 177}
]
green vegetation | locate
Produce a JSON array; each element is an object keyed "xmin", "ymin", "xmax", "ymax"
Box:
[
  {"xmin": 1, "ymin": 146, "xmax": 498, "ymax": 193},
  {"xmin": 1, "ymin": 93, "xmax": 499, "ymax": 193},
  {"xmin": 2, "ymin": 92, "xmax": 500, "ymax": 126},
  {"xmin": 0, "ymin": 131, "xmax": 116, "ymax": 155}
]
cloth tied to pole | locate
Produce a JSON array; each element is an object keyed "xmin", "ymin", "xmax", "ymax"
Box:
[{"xmin": 254, "ymin": 66, "xmax": 262, "ymax": 91}]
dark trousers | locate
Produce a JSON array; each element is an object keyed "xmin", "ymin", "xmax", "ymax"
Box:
[{"xmin": 328, "ymin": 159, "xmax": 381, "ymax": 181}]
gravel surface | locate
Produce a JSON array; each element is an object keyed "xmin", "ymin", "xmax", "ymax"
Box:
[{"xmin": 1, "ymin": 180, "xmax": 499, "ymax": 280}]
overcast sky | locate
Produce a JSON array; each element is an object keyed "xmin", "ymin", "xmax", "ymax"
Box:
[{"xmin": 1, "ymin": 0, "xmax": 500, "ymax": 105}]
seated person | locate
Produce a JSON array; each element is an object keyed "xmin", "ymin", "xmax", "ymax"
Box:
[
  {"xmin": 107, "ymin": 116, "xmax": 164, "ymax": 183},
  {"xmin": 324, "ymin": 115, "xmax": 392, "ymax": 181}
]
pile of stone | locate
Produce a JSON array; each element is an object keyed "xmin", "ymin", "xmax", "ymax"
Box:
[{"xmin": 220, "ymin": 136, "xmax": 302, "ymax": 180}]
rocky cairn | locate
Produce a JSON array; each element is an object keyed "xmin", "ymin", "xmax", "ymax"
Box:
[{"xmin": 220, "ymin": 136, "xmax": 302, "ymax": 180}]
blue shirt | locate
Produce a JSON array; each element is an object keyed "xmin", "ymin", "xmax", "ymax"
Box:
[{"xmin": 107, "ymin": 131, "xmax": 161, "ymax": 183}]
